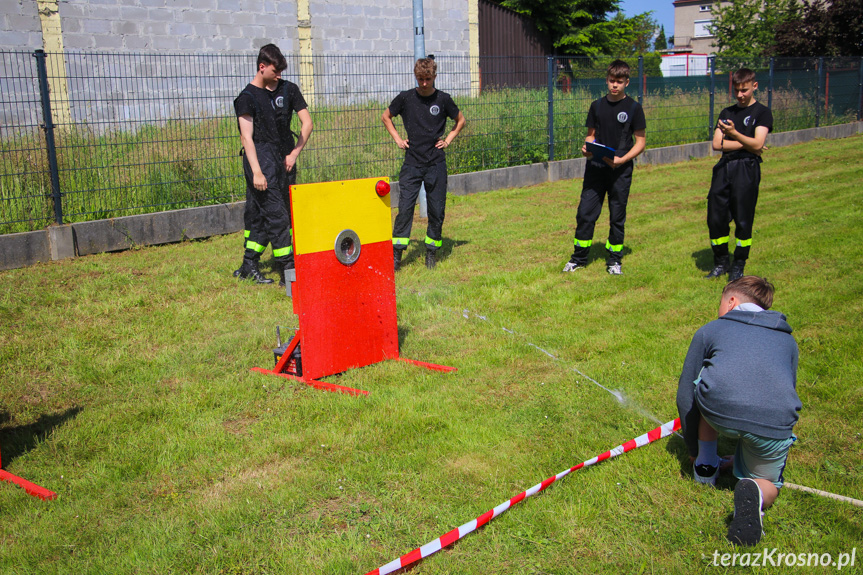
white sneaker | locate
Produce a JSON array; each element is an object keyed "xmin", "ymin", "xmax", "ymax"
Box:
[
  {"xmin": 728, "ymin": 478, "xmax": 764, "ymax": 546},
  {"xmin": 693, "ymin": 463, "xmax": 718, "ymax": 486},
  {"xmin": 563, "ymin": 261, "xmax": 584, "ymax": 272},
  {"xmin": 607, "ymin": 263, "xmax": 622, "ymax": 275}
]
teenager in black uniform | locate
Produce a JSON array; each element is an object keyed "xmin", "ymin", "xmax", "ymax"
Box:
[
  {"xmin": 563, "ymin": 60, "xmax": 646, "ymax": 275},
  {"xmin": 704, "ymin": 68, "xmax": 772, "ymax": 282},
  {"xmin": 233, "ymin": 44, "xmax": 313, "ymax": 285},
  {"xmin": 382, "ymin": 57, "xmax": 466, "ymax": 270}
]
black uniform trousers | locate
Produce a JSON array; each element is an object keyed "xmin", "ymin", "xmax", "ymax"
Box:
[
  {"xmin": 707, "ymin": 156, "xmax": 760, "ymax": 264},
  {"xmin": 571, "ymin": 160, "xmax": 633, "ymax": 266},
  {"xmin": 242, "ymin": 142, "xmax": 294, "ymax": 265},
  {"xmin": 393, "ymin": 161, "xmax": 447, "ymax": 252}
]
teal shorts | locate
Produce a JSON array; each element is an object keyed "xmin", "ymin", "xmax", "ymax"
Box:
[{"xmin": 702, "ymin": 414, "xmax": 796, "ymax": 489}]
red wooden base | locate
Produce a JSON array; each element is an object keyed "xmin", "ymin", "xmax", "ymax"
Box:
[
  {"xmin": 0, "ymin": 469, "xmax": 57, "ymax": 500},
  {"xmin": 252, "ymin": 331, "xmax": 457, "ymax": 395},
  {"xmin": 398, "ymin": 357, "xmax": 458, "ymax": 373},
  {"xmin": 250, "ymin": 367, "xmax": 370, "ymax": 396}
]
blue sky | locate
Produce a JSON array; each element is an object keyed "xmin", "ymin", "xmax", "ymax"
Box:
[{"xmin": 618, "ymin": 0, "xmax": 675, "ymax": 37}]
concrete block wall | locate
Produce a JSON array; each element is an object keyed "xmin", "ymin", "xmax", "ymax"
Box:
[
  {"xmin": 0, "ymin": 0, "xmax": 43, "ymax": 49},
  {"xmin": 308, "ymin": 0, "xmax": 468, "ymax": 56},
  {"xmin": 36, "ymin": 0, "xmax": 297, "ymax": 53},
  {"xmin": 0, "ymin": 0, "xmax": 469, "ymax": 56}
]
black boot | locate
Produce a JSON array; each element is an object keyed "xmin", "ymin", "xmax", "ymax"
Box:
[
  {"xmin": 394, "ymin": 248, "xmax": 403, "ymax": 271},
  {"xmin": 238, "ymin": 258, "xmax": 273, "ymax": 284},
  {"xmin": 425, "ymin": 249, "xmax": 436, "ymax": 270},
  {"xmin": 728, "ymin": 259, "xmax": 746, "ymax": 282},
  {"xmin": 705, "ymin": 256, "xmax": 729, "ymax": 279}
]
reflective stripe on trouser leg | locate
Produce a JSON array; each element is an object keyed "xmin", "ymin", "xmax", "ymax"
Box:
[
  {"xmin": 243, "ymin": 144, "xmax": 293, "ymax": 261},
  {"xmin": 710, "ymin": 235, "xmax": 730, "ymax": 265},
  {"xmin": 605, "ymin": 240, "xmax": 623, "ymax": 266},
  {"xmin": 423, "ymin": 162, "xmax": 448, "ymax": 252},
  {"xmin": 707, "ymin": 161, "xmax": 733, "ymax": 265},
  {"xmin": 424, "ymin": 235, "xmax": 442, "ymax": 249},
  {"xmin": 279, "ymin": 167, "xmax": 296, "ymax": 270},
  {"xmin": 569, "ymin": 239, "xmax": 592, "ymax": 266},
  {"xmin": 393, "ymin": 237, "xmax": 410, "ymax": 250},
  {"xmin": 734, "ymin": 237, "xmax": 753, "ymax": 262},
  {"xmin": 605, "ymin": 162, "xmax": 632, "ymax": 251},
  {"xmin": 708, "ymin": 157, "xmax": 760, "ymax": 264},
  {"xmin": 574, "ymin": 164, "xmax": 608, "ymax": 249},
  {"xmin": 273, "ymin": 245, "xmax": 293, "ymax": 258},
  {"xmin": 728, "ymin": 158, "xmax": 760, "ymax": 263},
  {"xmin": 246, "ymin": 240, "xmax": 267, "ymax": 254},
  {"xmin": 392, "ymin": 164, "xmax": 423, "ymax": 244}
]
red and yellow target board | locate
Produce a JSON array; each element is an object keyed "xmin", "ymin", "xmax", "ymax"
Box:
[{"xmin": 252, "ymin": 177, "xmax": 454, "ymax": 395}]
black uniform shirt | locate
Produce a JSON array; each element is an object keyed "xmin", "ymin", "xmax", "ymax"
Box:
[
  {"xmin": 585, "ymin": 95, "xmax": 646, "ymax": 157},
  {"xmin": 717, "ymin": 101, "xmax": 773, "ymax": 160},
  {"xmin": 388, "ymin": 88, "xmax": 460, "ymax": 167},
  {"xmin": 234, "ymin": 79, "xmax": 308, "ymax": 155}
]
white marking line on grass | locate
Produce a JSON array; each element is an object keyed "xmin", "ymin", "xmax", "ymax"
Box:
[
  {"xmin": 455, "ymin": 307, "xmax": 678, "ymax": 435},
  {"xmin": 784, "ymin": 483, "xmax": 863, "ymax": 508}
]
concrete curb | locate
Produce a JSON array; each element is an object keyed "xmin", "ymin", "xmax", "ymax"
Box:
[
  {"xmin": 2, "ymin": 122, "xmax": 860, "ymax": 271},
  {"xmin": 1, "ymin": 203, "xmax": 244, "ymax": 271}
]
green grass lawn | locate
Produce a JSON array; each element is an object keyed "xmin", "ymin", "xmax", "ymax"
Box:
[{"xmin": 1, "ymin": 135, "xmax": 861, "ymax": 574}]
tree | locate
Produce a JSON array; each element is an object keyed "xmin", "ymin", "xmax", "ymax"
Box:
[
  {"xmin": 498, "ymin": 0, "xmax": 660, "ymax": 57},
  {"xmin": 708, "ymin": 0, "xmax": 799, "ymax": 66},
  {"xmin": 655, "ymin": 25, "xmax": 668, "ymax": 51},
  {"xmin": 595, "ymin": 11, "xmax": 659, "ymax": 56},
  {"xmin": 773, "ymin": 0, "xmax": 863, "ymax": 56}
]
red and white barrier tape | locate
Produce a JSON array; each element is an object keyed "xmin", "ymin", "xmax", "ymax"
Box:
[{"xmin": 365, "ymin": 417, "xmax": 681, "ymax": 575}]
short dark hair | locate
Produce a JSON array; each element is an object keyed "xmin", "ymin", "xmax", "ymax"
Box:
[
  {"xmin": 606, "ymin": 59, "xmax": 630, "ymax": 80},
  {"xmin": 414, "ymin": 58, "xmax": 437, "ymax": 78},
  {"xmin": 723, "ymin": 276, "xmax": 775, "ymax": 309},
  {"xmin": 731, "ymin": 68, "xmax": 756, "ymax": 85},
  {"xmin": 257, "ymin": 44, "xmax": 287, "ymax": 72}
]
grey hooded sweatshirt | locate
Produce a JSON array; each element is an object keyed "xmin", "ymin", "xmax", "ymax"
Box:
[{"xmin": 676, "ymin": 308, "xmax": 801, "ymax": 457}]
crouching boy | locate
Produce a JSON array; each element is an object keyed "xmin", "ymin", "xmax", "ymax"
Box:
[{"xmin": 676, "ymin": 276, "xmax": 801, "ymax": 546}]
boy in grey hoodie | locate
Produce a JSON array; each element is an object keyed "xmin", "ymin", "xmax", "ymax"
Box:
[{"xmin": 676, "ymin": 276, "xmax": 801, "ymax": 546}]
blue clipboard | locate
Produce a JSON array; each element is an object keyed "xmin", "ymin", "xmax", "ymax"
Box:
[{"xmin": 586, "ymin": 141, "xmax": 616, "ymax": 162}]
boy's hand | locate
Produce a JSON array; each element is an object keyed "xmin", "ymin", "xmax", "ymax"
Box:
[
  {"xmin": 603, "ymin": 155, "xmax": 626, "ymax": 168},
  {"xmin": 435, "ymin": 138, "xmax": 450, "ymax": 150},
  {"xmin": 285, "ymin": 151, "xmax": 299, "ymax": 172},
  {"xmin": 718, "ymin": 118, "xmax": 737, "ymax": 137},
  {"xmin": 581, "ymin": 143, "xmax": 592, "ymax": 158},
  {"xmin": 253, "ymin": 171, "xmax": 267, "ymax": 191},
  {"xmin": 395, "ymin": 137, "xmax": 409, "ymax": 150}
]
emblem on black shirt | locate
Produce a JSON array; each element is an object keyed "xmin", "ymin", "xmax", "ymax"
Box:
[
  {"xmin": 275, "ymin": 95, "xmax": 284, "ymax": 108},
  {"xmin": 430, "ymin": 104, "xmax": 441, "ymax": 116},
  {"xmin": 744, "ymin": 115, "xmax": 752, "ymax": 127},
  {"xmin": 617, "ymin": 111, "xmax": 629, "ymax": 123}
]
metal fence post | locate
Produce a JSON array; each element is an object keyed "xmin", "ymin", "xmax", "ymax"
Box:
[
  {"xmin": 858, "ymin": 56, "xmax": 863, "ymax": 121},
  {"xmin": 413, "ymin": 0, "xmax": 427, "ymax": 218},
  {"xmin": 709, "ymin": 56, "xmax": 716, "ymax": 141},
  {"xmin": 34, "ymin": 49, "xmax": 63, "ymax": 226},
  {"xmin": 768, "ymin": 57, "xmax": 774, "ymax": 109},
  {"xmin": 547, "ymin": 56, "xmax": 555, "ymax": 162},
  {"xmin": 637, "ymin": 55, "xmax": 644, "ymax": 104},
  {"xmin": 816, "ymin": 57, "xmax": 824, "ymax": 128}
]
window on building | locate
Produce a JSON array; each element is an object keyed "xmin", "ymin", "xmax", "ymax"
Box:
[
  {"xmin": 699, "ymin": 5, "xmax": 712, "ymax": 11},
  {"xmin": 694, "ymin": 19, "xmax": 713, "ymax": 37}
]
